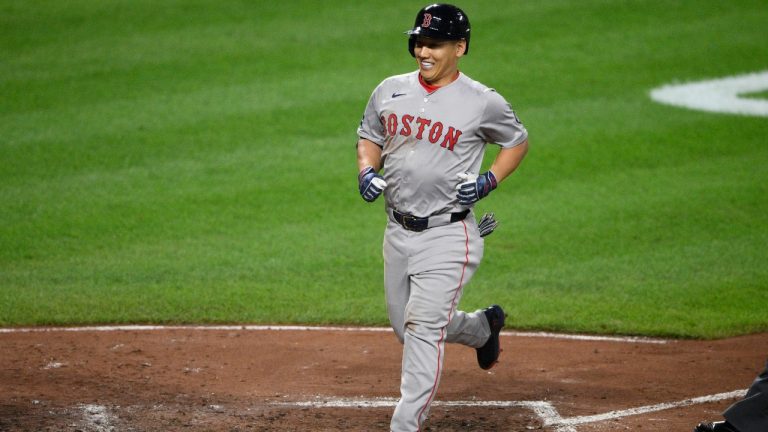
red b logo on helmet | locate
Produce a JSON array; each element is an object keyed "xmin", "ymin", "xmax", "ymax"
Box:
[{"xmin": 421, "ymin": 13, "xmax": 432, "ymax": 28}]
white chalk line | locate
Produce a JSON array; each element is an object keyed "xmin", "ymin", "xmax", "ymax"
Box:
[
  {"xmin": 80, "ymin": 404, "xmax": 116, "ymax": 432},
  {"xmin": 276, "ymin": 389, "xmax": 745, "ymax": 432},
  {"xmin": 507, "ymin": 330, "xmax": 667, "ymax": 344},
  {"xmin": 278, "ymin": 398, "xmax": 571, "ymax": 431},
  {"xmin": 0, "ymin": 324, "xmax": 669, "ymax": 344},
  {"xmin": 550, "ymin": 389, "xmax": 746, "ymax": 429}
]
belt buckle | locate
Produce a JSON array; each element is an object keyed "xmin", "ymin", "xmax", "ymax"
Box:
[{"xmin": 402, "ymin": 214, "xmax": 425, "ymax": 232}]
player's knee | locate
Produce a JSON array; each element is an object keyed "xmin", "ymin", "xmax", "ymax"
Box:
[{"xmin": 403, "ymin": 319, "xmax": 445, "ymax": 340}]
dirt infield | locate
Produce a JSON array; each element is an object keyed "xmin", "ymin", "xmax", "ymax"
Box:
[{"xmin": 1, "ymin": 326, "xmax": 765, "ymax": 431}]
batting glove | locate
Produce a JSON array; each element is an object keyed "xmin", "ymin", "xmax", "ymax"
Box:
[
  {"xmin": 358, "ymin": 166, "xmax": 387, "ymax": 202},
  {"xmin": 478, "ymin": 212, "xmax": 499, "ymax": 237},
  {"xmin": 456, "ymin": 171, "xmax": 498, "ymax": 205}
]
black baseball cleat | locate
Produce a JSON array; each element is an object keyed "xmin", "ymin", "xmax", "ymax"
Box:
[
  {"xmin": 476, "ymin": 305, "xmax": 505, "ymax": 370},
  {"xmin": 694, "ymin": 421, "xmax": 740, "ymax": 432}
]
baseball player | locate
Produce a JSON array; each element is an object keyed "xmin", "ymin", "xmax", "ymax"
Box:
[{"xmin": 356, "ymin": 4, "xmax": 529, "ymax": 431}]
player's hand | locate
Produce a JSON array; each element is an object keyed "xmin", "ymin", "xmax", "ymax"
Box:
[
  {"xmin": 478, "ymin": 212, "xmax": 498, "ymax": 237},
  {"xmin": 359, "ymin": 166, "xmax": 387, "ymax": 202},
  {"xmin": 456, "ymin": 171, "xmax": 497, "ymax": 205}
]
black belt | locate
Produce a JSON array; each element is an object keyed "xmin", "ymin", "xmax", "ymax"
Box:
[{"xmin": 391, "ymin": 209, "xmax": 470, "ymax": 232}]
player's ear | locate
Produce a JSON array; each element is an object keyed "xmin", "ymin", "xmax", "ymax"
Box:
[{"xmin": 455, "ymin": 40, "xmax": 467, "ymax": 57}]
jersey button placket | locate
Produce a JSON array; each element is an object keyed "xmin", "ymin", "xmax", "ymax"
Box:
[{"xmin": 419, "ymin": 93, "xmax": 429, "ymax": 114}]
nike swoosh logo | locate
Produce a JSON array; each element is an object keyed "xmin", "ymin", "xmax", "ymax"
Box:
[{"xmin": 391, "ymin": 92, "xmax": 406, "ymax": 98}]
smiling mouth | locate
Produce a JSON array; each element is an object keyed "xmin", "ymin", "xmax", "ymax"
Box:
[{"xmin": 420, "ymin": 61, "xmax": 434, "ymax": 71}]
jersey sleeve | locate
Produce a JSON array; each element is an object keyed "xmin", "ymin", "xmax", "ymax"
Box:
[
  {"xmin": 478, "ymin": 90, "xmax": 528, "ymax": 148},
  {"xmin": 357, "ymin": 85, "xmax": 386, "ymax": 148}
]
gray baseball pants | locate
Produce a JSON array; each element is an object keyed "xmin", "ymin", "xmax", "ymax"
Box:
[{"xmin": 383, "ymin": 213, "xmax": 491, "ymax": 432}]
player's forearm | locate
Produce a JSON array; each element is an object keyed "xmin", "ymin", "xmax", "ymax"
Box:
[
  {"xmin": 489, "ymin": 140, "xmax": 528, "ymax": 183},
  {"xmin": 357, "ymin": 138, "xmax": 383, "ymax": 172}
]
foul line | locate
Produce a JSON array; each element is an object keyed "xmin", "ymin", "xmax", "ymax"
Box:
[
  {"xmin": 0, "ymin": 324, "xmax": 668, "ymax": 344},
  {"xmin": 276, "ymin": 389, "xmax": 745, "ymax": 432}
]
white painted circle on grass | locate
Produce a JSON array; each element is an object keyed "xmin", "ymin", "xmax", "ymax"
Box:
[{"xmin": 650, "ymin": 70, "xmax": 768, "ymax": 117}]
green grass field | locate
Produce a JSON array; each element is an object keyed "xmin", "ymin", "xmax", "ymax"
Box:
[{"xmin": 2, "ymin": 0, "xmax": 767, "ymax": 338}]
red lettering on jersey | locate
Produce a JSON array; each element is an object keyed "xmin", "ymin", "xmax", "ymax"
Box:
[
  {"xmin": 428, "ymin": 122, "xmax": 443, "ymax": 144},
  {"xmin": 387, "ymin": 113, "xmax": 398, "ymax": 136},
  {"xmin": 415, "ymin": 117, "xmax": 431, "ymax": 139},
  {"xmin": 381, "ymin": 113, "xmax": 462, "ymax": 152},
  {"xmin": 400, "ymin": 114, "xmax": 414, "ymax": 136},
  {"xmin": 441, "ymin": 126, "xmax": 462, "ymax": 151},
  {"xmin": 422, "ymin": 13, "xmax": 432, "ymax": 28}
]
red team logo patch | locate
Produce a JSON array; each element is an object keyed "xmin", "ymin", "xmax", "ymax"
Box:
[{"xmin": 422, "ymin": 13, "xmax": 432, "ymax": 28}]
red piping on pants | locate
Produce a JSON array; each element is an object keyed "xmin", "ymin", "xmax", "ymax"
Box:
[{"xmin": 415, "ymin": 220, "xmax": 470, "ymax": 430}]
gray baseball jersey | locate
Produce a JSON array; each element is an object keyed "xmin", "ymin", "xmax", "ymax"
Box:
[{"xmin": 357, "ymin": 71, "xmax": 528, "ymax": 217}]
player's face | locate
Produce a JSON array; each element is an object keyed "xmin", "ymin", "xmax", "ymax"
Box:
[{"xmin": 413, "ymin": 36, "xmax": 466, "ymax": 87}]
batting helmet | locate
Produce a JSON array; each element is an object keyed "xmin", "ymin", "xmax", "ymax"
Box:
[{"xmin": 406, "ymin": 4, "xmax": 471, "ymax": 57}]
